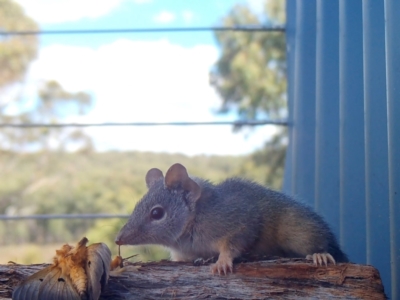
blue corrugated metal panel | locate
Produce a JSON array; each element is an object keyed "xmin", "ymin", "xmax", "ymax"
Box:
[
  {"xmin": 285, "ymin": 0, "xmax": 400, "ymax": 297},
  {"xmin": 291, "ymin": 0, "xmax": 316, "ymax": 206},
  {"xmin": 362, "ymin": 0, "xmax": 391, "ymax": 295},
  {"xmin": 338, "ymin": 0, "xmax": 366, "ymax": 264},
  {"xmin": 384, "ymin": 1, "xmax": 400, "ymax": 299},
  {"xmin": 282, "ymin": 0, "xmax": 296, "ymax": 193},
  {"xmin": 315, "ymin": 0, "xmax": 340, "ymax": 237}
]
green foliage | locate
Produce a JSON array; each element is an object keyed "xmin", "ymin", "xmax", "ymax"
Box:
[
  {"xmin": 210, "ymin": 0, "xmax": 286, "ymax": 120},
  {"xmin": 237, "ymin": 129, "xmax": 287, "ymax": 188},
  {"xmin": 211, "ymin": 0, "xmax": 287, "ymax": 188},
  {"xmin": 1, "ymin": 80, "xmax": 94, "ymax": 151},
  {"xmin": 0, "ymin": 0, "xmax": 38, "ymax": 89},
  {"xmin": 0, "ymin": 3, "xmax": 93, "ymax": 152}
]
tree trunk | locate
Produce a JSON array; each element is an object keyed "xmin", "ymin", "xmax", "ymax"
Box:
[{"xmin": 0, "ymin": 259, "xmax": 386, "ymax": 299}]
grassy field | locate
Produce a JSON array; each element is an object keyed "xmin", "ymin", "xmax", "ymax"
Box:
[
  {"xmin": 1, "ymin": 244, "xmax": 58, "ymax": 264},
  {"xmin": 1, "ymin": 243, "xmax": 170, "ymax": 265}
]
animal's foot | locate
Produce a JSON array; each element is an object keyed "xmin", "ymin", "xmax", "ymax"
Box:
[
  {"xmin": 211, "ymin": 253, "xmax": 233, "ymax": 275},
  {"xmin": 306, "ymin": 253, "xmax": 336, "ymax": 266}
]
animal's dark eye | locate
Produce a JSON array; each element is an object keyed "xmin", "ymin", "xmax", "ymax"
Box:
[{"xmin": 150, "ymin": 207, "xmax": 164, "ymax": 220}]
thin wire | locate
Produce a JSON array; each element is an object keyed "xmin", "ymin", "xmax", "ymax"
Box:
[
  {"xmin": 0, "ymin": 25, "xmax": 285, "ymax": 36},
  {"xmin": 0, "ymin": 120, "xmax": 288, "ymax": 128},
  {"xmin": 0, "ymin": 214, "xmax": 130, "ymax": 220}
]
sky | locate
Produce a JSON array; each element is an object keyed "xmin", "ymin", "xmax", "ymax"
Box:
[{"xmin": 12, "ymin": 0, "xmax": 279, "ymax": 156}]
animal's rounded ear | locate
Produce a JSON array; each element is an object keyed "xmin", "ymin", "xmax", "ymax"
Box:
[
  {"xmin": 145, "ymin": 168, "xmax": 164, "ymax": 189},
  {"xmin": 165, "ymin": 163, "xmax": 201, "ymax": 202}
]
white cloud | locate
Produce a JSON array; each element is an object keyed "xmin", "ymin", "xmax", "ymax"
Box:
[
  {"xmin": 247, "ymin": 0, "xmax": 265, "ymax": 15},
  {"xmin": 14, "ymin": 0, "xmax": 149, "ymax": 24},
  {"xmin": 24, "ymin": 39, "xmax": 274, "ymax": 155},
  {"xmin": 153, "ymin": 11, "xmax": 176, "ymax": 24},
  {"xmin": 182, "ymin": 10, "xmax": 194, "ymax": 23},
  {"xmin": 132, "ymin": 0, "xmax": 152, "ymax": 3}
]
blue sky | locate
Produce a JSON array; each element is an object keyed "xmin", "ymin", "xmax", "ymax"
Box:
[
  {"xmin": 12, "ymin": 0, "xmax": 277, "ymax": 155},
  {"xmin": 35, "ymin": 0, "xmax": 240, "ymax": 48}
]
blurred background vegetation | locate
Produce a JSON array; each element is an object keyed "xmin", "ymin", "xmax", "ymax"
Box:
[{"xmin": 0, "ymin": 0, "xmax": 286, "ymax": 264}]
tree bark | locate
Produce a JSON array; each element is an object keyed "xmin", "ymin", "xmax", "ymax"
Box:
[{"xmin": 0, "ymin": 259, "xmax": 386, "ymax": 299}]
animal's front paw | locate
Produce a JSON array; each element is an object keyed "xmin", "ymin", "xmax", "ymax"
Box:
[
  {"xmin": 211, "ymin": 254, "xmax": 233, "ymax": 275},
  {"xmin": 306, "ymin": 253, "xmax": 336, "ymax": 266}
]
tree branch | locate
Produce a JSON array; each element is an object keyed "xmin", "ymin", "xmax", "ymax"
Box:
[{"xmin": 0, "ymin": 259, "xmax": 386, "ymax": 299}]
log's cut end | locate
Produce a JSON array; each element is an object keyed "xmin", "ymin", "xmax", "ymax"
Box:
[{"xmin": 1, "ymin": 259, "xmax": 386, "ymax": 300}]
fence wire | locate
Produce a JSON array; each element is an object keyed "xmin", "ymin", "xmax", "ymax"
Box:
[
  {"xmin": 0, "ymin": 120, "xmax": 288, "ymax": 128},
  {"xmin": 0, "ymin": 25, "xmax": 285, "ymax": 36}
]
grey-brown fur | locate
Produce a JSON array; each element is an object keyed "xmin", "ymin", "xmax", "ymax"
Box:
[{"xmin": 115, "ymin": 163, "xmax": 348, "ymax": 273}]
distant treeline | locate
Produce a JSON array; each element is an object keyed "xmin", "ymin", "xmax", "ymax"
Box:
[{"xmin": 0, "ymin": 151, "xmax": 283, "ymax": 253}]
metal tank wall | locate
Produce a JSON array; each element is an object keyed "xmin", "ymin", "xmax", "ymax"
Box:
[{"xmin": 283, "ymin": 1, "xmax": 400, "ymax": 298}]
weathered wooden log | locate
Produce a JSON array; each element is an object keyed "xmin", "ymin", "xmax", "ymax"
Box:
[{"xmin": 0, "ymin": 259, "xmax": 386, "ymax": 299}]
